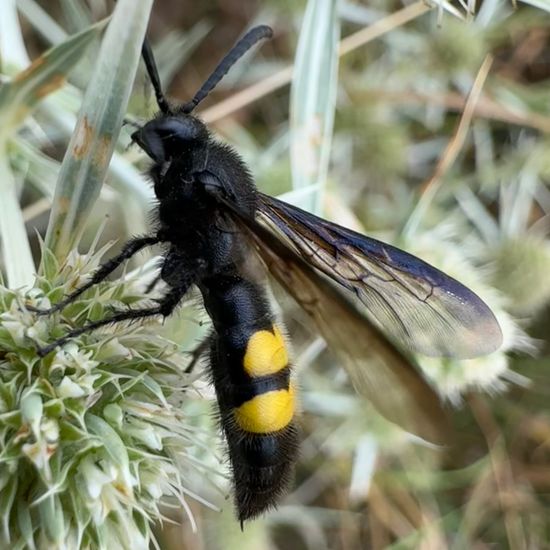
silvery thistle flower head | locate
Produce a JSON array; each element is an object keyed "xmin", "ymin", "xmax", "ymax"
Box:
[{"xmin": 0, "ymin": 246, "xmax": 218, "ymax": 549}]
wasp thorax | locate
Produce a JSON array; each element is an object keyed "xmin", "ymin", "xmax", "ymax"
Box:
[{"xmin": 131, "ymin": 115, "xmax": 208, "ymax": 164}]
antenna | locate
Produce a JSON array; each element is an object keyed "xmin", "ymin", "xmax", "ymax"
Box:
[
  {"xmin": 141, "ymin": 39, "xmax": 171, "ymax": 114},
  {"xmin": 180, "ymin": 25, "xmax": 273, "ymax": 114}
]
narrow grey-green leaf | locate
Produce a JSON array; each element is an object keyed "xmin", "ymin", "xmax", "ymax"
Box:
[
  {"xmin": 86, "ymin": 413, "xmax": 130, "ymax": 473},
  {"xmin": 290, "ymin": 0, "xmax": 340, "ymax": 214},
  {"xmin": 0, "ymin": 0, "xmax": 29, "ymax": 70},
  {"xmin": 38, "ymin": 495, "xmax": 65, "ymax": 545},
  {"xmin": 44, "ymin": 0, "xmax": 154, "ymax": 260},
  {"xmin": 59, "ymin": 0, "xmax": 93, "ymax": 34},
  {"xmin": 16, "ymin": 0, "xmax": 68, "ymax": 46},
  {"xmin": 16, "ymin": 500, "xmax": 36, "ymax": 550},
  {"xmin": 0, "ymin": 475, "xmax": 17, "ymax": 543},
  {"xmin": 10, "ymin": 138, "xmax": 59, "ymax": 200},
  {"xmin": 519, "ymin": 0, "xmax": 550, "ymax": 12},
  {"xmin": 0, "ymin": 18, "xmax": 106, "ymax": 135},
  {"xmin": 0, "ymin": 154, "xmax": 35, "ymax": 288}
]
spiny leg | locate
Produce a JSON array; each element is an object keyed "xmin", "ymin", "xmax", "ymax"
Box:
[
  {"xmin": 145, "ymin": 273, "xmax": 163, "ymax": 294},
  {"xmin": 36, "ymin": 286, "xmax": 185, "ymax": 357},
  {"xmin": 184, "ymin": 335, "xmax": 211, "ymax": 374},
  {"xmin": 29, "ymin": 235, "xmax": 160, "ymax": 316}
]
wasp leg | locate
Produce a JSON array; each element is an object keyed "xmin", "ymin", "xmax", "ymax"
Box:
[
  {"xmin": 29, "ymin": 236, "xmax": 160, "ymax": 316},
  {"xmin": 36, "ymin": 286, "xmax": 185, "ymax": 357},
  {"xmin": 145, "ymin": 274, "xmax": 163, "ymax": 294},
  {"xmin": 184, "ymin": 336, "xmax": 211, "ymax": 374}
]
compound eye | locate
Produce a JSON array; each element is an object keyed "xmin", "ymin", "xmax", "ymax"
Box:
[{"xmin": 131, "ymin": 128, "xmax": 165, "ymax": 163}]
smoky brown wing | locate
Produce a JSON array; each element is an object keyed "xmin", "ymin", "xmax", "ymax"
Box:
[
  {"xmin": 236, "ymin": 215, "xmax": 449, "ymax": 444},
  {"xmin": 256, "ymin": 194, "xmax": 502, "ymax": 359}
]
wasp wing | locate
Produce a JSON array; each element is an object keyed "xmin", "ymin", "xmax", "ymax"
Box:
[
  {"xmin": 234, "ymin": 212, "xmax": 449, "ymax": 444},
  {"xmin": 200, "ymin": 176, "xmax": 450, "ymax": 442},
  {"xmin": 255, "ymin": 194, "xmax": 502, "ymax": 359}
]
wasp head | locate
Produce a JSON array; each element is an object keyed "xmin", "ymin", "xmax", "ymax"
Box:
[{"xmin": 131, "ymin": 115, "xmax": 208, "ymax": 164}]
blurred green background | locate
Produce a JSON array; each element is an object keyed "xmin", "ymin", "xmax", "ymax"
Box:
[{"xmin": 2, "ymin": 0, "xmax": 550, "ymax": 548}]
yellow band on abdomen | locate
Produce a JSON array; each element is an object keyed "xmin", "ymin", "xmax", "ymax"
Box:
[
  {"xmin": 243, "ymin": 325, "xmax": 289, "ymax": 377},
  {"xmin": 234, "ymin": 385, "xmax": 295, "ymax": 434}
]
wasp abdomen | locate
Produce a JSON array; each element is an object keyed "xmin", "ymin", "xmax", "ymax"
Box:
[{"xmin": 203, "ymin": 275, "xmax": 298, "ymax": 521}]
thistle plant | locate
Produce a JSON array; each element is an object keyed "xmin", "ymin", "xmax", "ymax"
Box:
[{"xmin": 0, "ymin": 246, "xmax": 216, "ymax": 549}]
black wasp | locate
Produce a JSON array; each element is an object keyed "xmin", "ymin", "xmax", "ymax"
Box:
[{"xmin": 31, "ymin": 26, "xmax": 502, "ymax": 522}]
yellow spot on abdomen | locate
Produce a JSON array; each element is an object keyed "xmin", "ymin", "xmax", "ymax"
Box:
[
  {"xmin": 243, "ymin": 325, "xmax": 288, "ymax": 377},
  {"xmin": 234, "ymin": 385, "xmax": 295, "ymax": 434}
]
